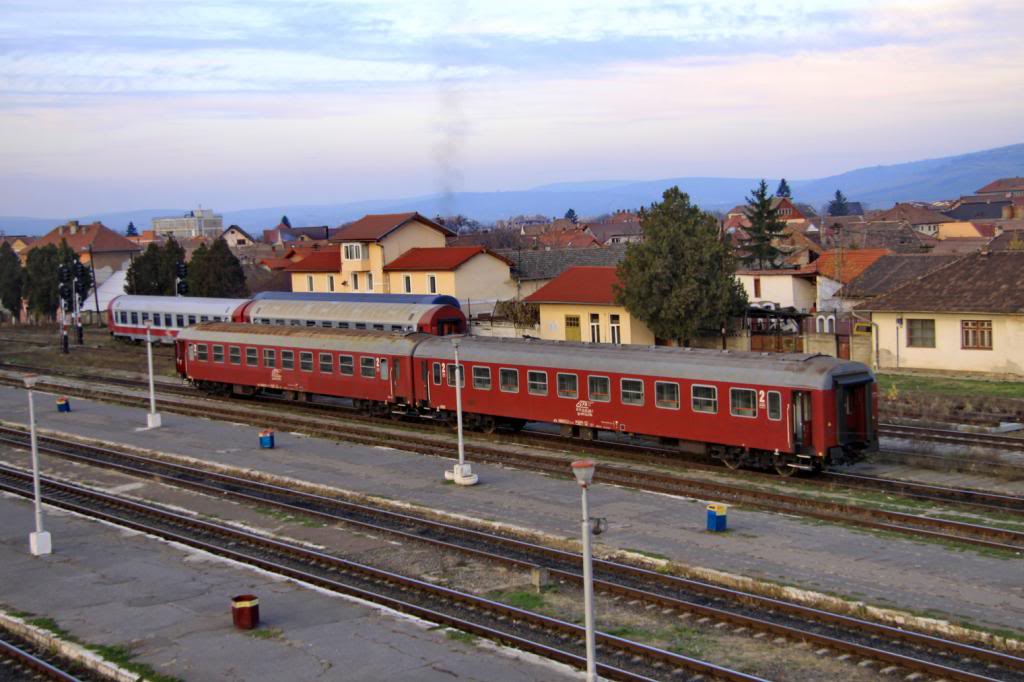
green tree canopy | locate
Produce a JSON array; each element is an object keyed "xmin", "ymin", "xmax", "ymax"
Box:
[
  {"xmin": 0, "ymin": 242, "xmax": 24, "ymax": 320},
  {"xmin": 280, "ymin": 215, "xmax": 291, "ymax": 228},
  {"xmin": 564, "ymin": 208, "xmax": 578, "ymax": 224},
  {"xmin": 828, "ymin": 190, "xmax": 849, "ymax": 216},
  {"xmin": 775, "ymin": 178, "xmax": 791, "ymax": 198},
  {"xmin": 187, "ymin": 239, "xmax": 249, "ymax": 297},
  {"xmin": 24, "ymin": 240, "xmax": 78, "ymax": 318},
  {"xmin": 740, "ymin": 179, "xmax": 790, "ymax": 270},
  {"xmin": 125, "ymin": 221, "xmax": 138, "ymax": 237},
  {"xmin": 125, "ymin": 238, "xmax": 188, "ymax": 295},
  {"xmin": 614, "ymin": 187, "xmax": 747, "ymax": 344}
]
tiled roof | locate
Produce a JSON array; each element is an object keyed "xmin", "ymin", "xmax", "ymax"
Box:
[
  {"xmin": 383, "ymin": 246, "xmax": 512, "ymax": 271},
  {"xmin": 988, "ymin": 229, "xmax": 1024, "ymax": 251},
  {"xmin": 29, "ymin": 221, "xmax": 141, "ymax": 255},
  {"xmin": 842, "ymin": 254, "xmax": 962, "ymax": 298},
  {"xmin": 868, "ymin": 203, "xmax": 954, "ymax": 225},
  {"xmin": 222, "ymin": 225, "xmax": 255, "ymax": 241},
  {"xmin": 976, "ymin": 177, "xmax": 1024, "ymax": 194},
  {"xmin": 943, "ymin": 200, "xmax": 1008, "ymax": 221},
  {"xmin": 926, "ymin": 237, "xmax": 989, "ymax": 256},
  {"xmin": 585, "ymin": 222, "xmax": 642, "ymax": 244},
  {"xmin": 283, "ymin": 249, "xmax": 342, "ymax": 272},
  {"xmin": 820, "ymin": 220, "xmax": 933, "ymax": 253},
  {"xmin": 330, "ymin": 212, "xmax": 453, "ymax": 242},
  {"xmin": 813, "ymin": 248, "xmax": 891, "ymax": 284},
  {"xmin": 260, "ymin": 257, "xmax": 295, "ymax": 271},
  {"xmin": 536, "ymin": 229, "xmax": 600, "ymax": 248},
  {"xmin": 496, "ymin": 245, "xmax": 630, "ymax": 281},
  {"xmin": 858, "ymin": 251, "xmax": 1024, "ymax": 313},
  {"xmin": 524, "ymin": 266, "xmax": 621, "ymax": 305}
]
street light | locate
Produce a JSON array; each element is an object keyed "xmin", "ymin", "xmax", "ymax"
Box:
[
  {"xmin": 24, "ymin": 375, "xmax": 51, "ymax": 556},
  {"xmin": 145, "ymin": 324, "xmax": 162, "ymax": 428},
  {"xmin": 443, "ymin": 337, "xmax": 477, "ymax": 485},
  {"xmin": 571, "ymin": 459, "xmax": 597, "ymax": 682}
]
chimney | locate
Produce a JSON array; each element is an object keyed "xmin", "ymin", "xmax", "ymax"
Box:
[{"xmin": 68, "ymin": 220, "xmax": 79, "ymax": 235}]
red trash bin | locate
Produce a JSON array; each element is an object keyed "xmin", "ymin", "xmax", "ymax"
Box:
[{"xmin": 231, "ymin": 594, "xmax": 260, "ymax": 630}]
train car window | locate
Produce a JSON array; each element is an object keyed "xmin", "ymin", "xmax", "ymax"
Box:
[
  {"xmin": 130, "ymin": 312, "xmax": 138, "ymax": 324},
  {"xmin": 355, "ymin": 323, "xmax": 366, "ymax": 330},
  {"xmin": 142, "ymin": 312, "xmax": 150, "ymax": 323},
  {"xmin": 767, "ymin": 391, "xmax": 782, "ymax": 420},
  {"xmin": 196, "ymin": 344, "xmax": 208, "ymax": 361},
  {"xmin": 589, "ymin": 376, "xmax": 610, "ymax": 402},
  {"xmin": 499, "ymin": 368, "xmax": 519, "ymax": 393},
  {"xmin": 212, "ymin": 345, "xmax": 224, "ymax": 363},
  {"xmin": 321, "ymin": 321, "xmax": 333, "ymax": 328},
  {"xmin": 281, "ymin": 350, "xmax": 295, "ymax": 370},
  {"xmin": 263, "ymin": 349, "xmax": 276, "ymax": 368},
  {"xmin": 305, "ymin": 320, "xmax": 316, "ymax": 327},
  {"xmin": 176, "ymin": 314, "xmax": 185, "ymax": 327},
  {"xmin": 432, "ymin": 362, "xmax": 442, "ymax": 384},
  {"xmin": 246, "ymin": 348, "xmax": 258, "ymax": 367},
  {"xmin": 380, "ymin": 359, "xmax": 389, "ymax": 380},
  {"xmin": 556, "ymin": 373, "xmax": 578, "ymax": 399},
  {"xmin": 445, "ymin": 364, "xmax": 464, "ymax": 387},
  {"xmin": 338, "ymin": 322, "xmax": 349, "ymax": 329},
  {"xmin": 655, "ymin": 382, "xmax": 680, "ymax": 409},
  {"xmin": 527, "ymin": 371, "xmax": 548, "ymax": 396},
  {"xmin": 164, "ymin": 314, "xmax": 172, "ymax": 326},
  {"xmin": 620, "ymin": 379, "xmax": 644, "ymax": 406},
  {"xmin": 152, "ymin": 314, "xmax": 162, "ymax": 327},
  {"xmin": 472, "ymin": 366, "xmax": 491, "ymax": 390},
  {"xmin": 691, "ymin": 385, "xmax": 718, "ymax": 413},
  {"xmin": 200, "ymin": 315, "xmax": 209, "ymax": 322},
  {"xmin": 319, "ymin": 353, "xmax": 333, "ymax": 373},
  {"xmin": 373, "ymin": 324, "xmax": 385, "ymax": 331},
  {"xmin": 339, "ymin": 355, "xmax": 354, "ymax": 376},
  {"xmin": 274, "ymin": 319, "xmax": 285, "ymax": 326},
  {"xmin": 360, "ymin": 357, "xmax": 376, "ymax": 378},
  {"xmin": 299, "ymin": 352, "xmax": 313, "ymax": 371},
  {"xmin": 730, "ymin": 388, "xmax": 757, "ymax": 418},
  {"xmin": 229, "ymin": 346, "xmax": 241, "ymax": 365},
  {"xmin": 188, "ymin": 315, "xmax": 197, "ymax": 325}
]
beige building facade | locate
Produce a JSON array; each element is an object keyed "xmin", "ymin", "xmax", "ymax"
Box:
[
  {"xmin": 384, "ymin": 247, "xmax": 516, "ymax": 300},
  {"xmin": 535, "ymin": 303, "xmax": 655, "ymax": 345},
  {"xmin": 736, "ymin": 271, "xmax": 817, "ymax": 312}
]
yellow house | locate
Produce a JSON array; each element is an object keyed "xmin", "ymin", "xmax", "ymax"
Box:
[
  {"xmin": 524, "ymin": 266, "xmax": 655, "ymax": 344},
  {"xmin": 383, "ymin": 246, "xmax": 516, "ymax": 300},
  {"xmin": 285, "ymin": 249, "xmax": 344, "ymax": 292},
  {"xmin": 858, "ymin": 251, "xmax": 1024, "ymax": 375},
  {"xmin": 935, "ymin": 221, "xmax": 988, "ymax": 239}
]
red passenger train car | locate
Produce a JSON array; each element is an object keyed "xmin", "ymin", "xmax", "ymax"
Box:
[{"xmin": 176, "ymin": 324, "xmax": 877, "ymax": 474}]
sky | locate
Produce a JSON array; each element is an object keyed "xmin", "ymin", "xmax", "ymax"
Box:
[{"xmin": 2, "ymin": 0, "xmax": 1023, "ymax": 216}]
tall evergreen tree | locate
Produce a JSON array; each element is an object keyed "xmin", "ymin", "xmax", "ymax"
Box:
[
  {"xmin": 280, "ymin": 215, "xmax": 292, "ymax": 228},
  {"xmin": 125, "ymin": 221, "xmax": 138, "ymax": 237},
  {"xmin": 775, "ymin": 178, "xmax": 791, "ymax": 198},
  {"xmin": 187, "ymin": 239, "xmax": 248, "ymax": 297},
  {"xmin": 0, "ymin": 242, "xmax": 24, "ymax": 321},
  {"xmin": 185, "ymin": 243, "xmax": 211, "ymax": 296},
  {"xmin": 614, "ymin": 187, "xmax": 747, "ymax": 344},
  {"xmin": 158, "ymin": 237, "xmax": 186, "ymax": 295},
  {"xmin": 564, "ymin": 208, "xmax": 578, "ymax": 224},
  {"xmin": 828, "ymin": 190, "xmax": 850, "ymax": 216},
  {"xmin": 24, "ymin": 240, "xmax": 78, "ymax": 318},
  {"xmin": 740, "ymin": 180, "xmax": 790, "ymax": 270},
  {"xmin": 125, "ymin": 243, "xmax": 163, "ymax": 295}
]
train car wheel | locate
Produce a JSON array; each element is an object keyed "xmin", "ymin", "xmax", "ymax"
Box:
[
  {"xmin": 721, "ymin": 450, "xmax": 743, "ymax": 470},
  {"xmin": 480, "ymin": 416, "xmax": 497, "ymax": 434},
  {"xmin": 774, "ymin": 459, "xmax": 798, "ymax": 477}
]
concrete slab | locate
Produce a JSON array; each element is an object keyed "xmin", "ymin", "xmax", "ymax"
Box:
[
  {"xmin": 0, "ymin": 494, "xmax": 577, "ymax": 682},
  {"xmin": 1, "ymin": 385, "xmax": 1021, "ymax": 633}
]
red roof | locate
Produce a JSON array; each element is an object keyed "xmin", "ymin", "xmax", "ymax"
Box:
[
  {"xmin": 537, "ymin": 229, "xmax": 599, "ymax": 248},
  {"xmin": 976, "ymin": 177, "xmax": 1024, "ymax": 194},
  {"xmin": 813, "ymin": 248, "xmax": 891, "ymax": 284},
  {"xmin": 525, "ymin": 266, "xmax": 621, "ymax": 305},
  {"xmin": 383, "ymin": 246, "xmax": 512, "ymax": 271},
  {"xmin": 29, "ymin": 221, "xmax": 141, "ymax": 255},
  {"xmin": 330, "ymin": 212, "xmax": 454, "ymax": 242},
  {"xmin": 283, "ymin": 249, "xmax": 342, "ymax": 272}
]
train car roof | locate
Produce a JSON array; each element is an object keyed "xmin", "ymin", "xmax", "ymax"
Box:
[
  {"xmin": 414, "ymin": 335, "xmax": 871, "ymax": 390},
  {"xmin": 242, "ymin": 300, "xmax": 464, "ymax": 325},
  {"xmin": 251, "ymin": 292, "xmax": 461, "ymax": 309},
  {"xmin": 177, "ymin": 323, "xmax": 430, "ymax": 354},
  {"xmin": 110, "ymin": 295, "xmax": 249, "ymax": 315}
]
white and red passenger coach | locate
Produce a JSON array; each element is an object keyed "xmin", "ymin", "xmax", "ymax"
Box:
[{"xmin": 176, "ymin": 323, "xmax": 877, "ymax": 474}]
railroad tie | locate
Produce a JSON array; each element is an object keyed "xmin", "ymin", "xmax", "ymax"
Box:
[{"xmin": 879, "ymin": 666, "xmax": 900, "ymax": 675}]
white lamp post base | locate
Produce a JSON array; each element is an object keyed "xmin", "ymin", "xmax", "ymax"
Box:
[
  {"xmin": 147, "ymin": 413, "xmax": 162, "ymax": 429},
  {"xmin": 30, "ymin": 531, "xmax": 52, "ymax": 556},
  {"xmin": 445, "ymin": 463, "xmax": 478, "ymax": 486}
]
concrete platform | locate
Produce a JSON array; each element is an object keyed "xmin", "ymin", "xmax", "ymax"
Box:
[
  {"xmin": 1, "ymin": 385, "xmax": 1021, "ymax": 634},
  {"xmin": 0, "ymin": 495, "xmax": 576, "ymax": 681}
]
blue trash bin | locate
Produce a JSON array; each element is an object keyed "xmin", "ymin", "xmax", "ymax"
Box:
[
  {"xmin": 259, "ymin": 430, "xmax": 275, "ymax": 449},
  {"xmin": 56, "ymin": 397, "xmax": 71, "ymax": 413},
  {"xmin": 706, "ymin": 503, "xmax": 728, "ymax": 532}
]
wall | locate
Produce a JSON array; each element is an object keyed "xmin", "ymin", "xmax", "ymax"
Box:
[
  {"xmin": 736, "ymin": 273, "xmax": 816, "ymax": 312},
  {"xmin": 872, "ymin": 311, "xmax": 1024, "ymax": 376},
  {"xmin": 936, "ymin": 222, "xmax": 983, "ymax": 239},
  {"xmin": 380, "ymin": 221, "xmax": 447, "ymax": 264},
  {"xmin": 288, "ymin": 272, "xmax": 337, "ymax": 293},
  {"xmin": 536, "ymin": 303, "xmax": 655, "ymax": 345},
  {"xmin": 451, "ymin": 255, "xmax": 516, "ymax": 300}
]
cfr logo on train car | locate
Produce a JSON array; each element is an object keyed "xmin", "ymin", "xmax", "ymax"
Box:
[
  {"xmin": 271, "ymin": 369, "xmax": 282, "ymax": 382},
  {"xmin": 575, "ymin": 400, "xmax": 593, "ymax": 418}
]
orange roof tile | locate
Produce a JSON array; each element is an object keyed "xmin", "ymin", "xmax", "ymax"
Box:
[
  {"xmin": 524, "ymin": 266, "xmax": 621, "ymax": 305},
  {"xmin": 330, "ymin": 212, "xmax": 454, "ymax": 242},
  {"xmin": 29, "ymin": 221, "xmax": 141, "ymax": 255},
  {"xmin": 813, "ymin": 248, "xmax": 891, "ymax": 284},
  {"xmin": 283, "ymin": 250, "xmax": 342, "ymax": 272},
  {"xmin": 383, "ymin": 246, "xmax": 512, "ymax": 271}
]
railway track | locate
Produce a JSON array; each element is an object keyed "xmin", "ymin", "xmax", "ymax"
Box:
[
  {"xmin": 2, "ymin": 428, "xmax": 1021, "ymax": 681},
  {"xmin": 0, "ymin": 631, "xmax": 90, "ymax": 682},
  {"xmin": 881, "ymin": 423, "xmax": 1024, "ymax": 452},
  {"xmin": 1, "ymin": 368, "xmax": 1023, "ymax": 552},
  {"xmin": 0, "ymin": 464, "xmax": 768, "ymax": 682}
]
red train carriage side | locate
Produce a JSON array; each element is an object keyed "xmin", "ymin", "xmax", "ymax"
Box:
[{"xmin": 176, "ymin": 324, "xmax": 422, "ymax": 414}]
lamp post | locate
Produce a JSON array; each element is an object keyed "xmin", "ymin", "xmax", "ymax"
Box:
[
  {"xmin": 443, "ymin": 337, "xmax": 477, "ymax": 485},
  {"xmin": 24, "ymin": 375, "xmax": 51, "ymax": 556},
  {"xmin": 571, "ymin": 459, "xmax": 597, "ymax": 682},
  {"xmin": 145, "ymin": 324, "xmax": 162, "ymax": 428}
]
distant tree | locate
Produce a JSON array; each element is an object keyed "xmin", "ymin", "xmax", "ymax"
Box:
[
  {"xmin": 564, "ymin": 208, "xmax": 578, "ymax": 224},
  {"xmin": 0, "ymin": 242, "xmax": 24, "ymax": 321},
  {"xmin": 437, "ymin": 215, "xmax": 483, "ymax": 233},
  {"xmin": 775, "ymin": 178, "xmax": 791, "ymax": 198},
  {"xmin": 280, "ymin": 215, "xmax": 292, "ymax": 228},
  {"xmin": 125, "ymin": 221, "xmax": 138, "ymax": 237},
  {"xmin": 24, "ymin": 240, "xmax": 78, "ymax": 319},
  {"xmin": 614, "ymin": 187, "xmax": 747, "ymax": 344},
  {"xmin": 493, "ymin": 299, "xmax": 540, "ymax": 332},
  {"xmin": 828, "ymin": 190, "xmax": 850, "ymax": 216},
  {"xmin": 187, "ymin": 239, "xmax": 248, "ymax": 297},
  {"xmin": 740, "ymin": 180, "xmax": 790, "ymax": 270}
]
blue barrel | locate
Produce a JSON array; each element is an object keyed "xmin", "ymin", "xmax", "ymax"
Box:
[
  {"xmin": 259, "ymin": 430, "xmax": 275, "ymax": 449},
  {"xmin": 706, "ymin": 503, "xmax": 728, "ymax": 532},
  {"xmin": 56, "ymin": 397, "xmax": 71, "ymax": 413}
]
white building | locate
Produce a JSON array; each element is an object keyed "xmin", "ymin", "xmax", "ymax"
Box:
[{"xmin": 152, "ymin": 207, "xmax": 224, "ymax": 239}]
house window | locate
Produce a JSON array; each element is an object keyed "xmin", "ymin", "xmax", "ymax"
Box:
[
  {"xmin": 196, "ymin": 344, "xmax": 208, "ymax": 361},
  {"xmin": 352, "ymin": 273, "xmax": 359, "ymax": 290},
  {"xmin": 499, "ymin": 368, "xmax": 519, "ymax": 393},
  {"xmin": 229, "ymin": 346, "xmax": 241, "ymax": 365},
  {"xmin": 446, "ymin": 363, "xmax": 464, "ymax": 387},
  {"xmin": 730, "ymin": 388, "xmax": 757, "ymax": 418},
  {"xmin": 306, "ymin": 275, "xmax": 314, "ymax": 291},
  {"xmin": 212, "ymin": 345, "xmax": 224, "ymax": 363},
  {"xmin": 655, "ymin": 382, "xmax": 680, "ymax": 409},
  {"xmin": 692, "ymin": 385, "xmax": 717, "ymax": 413},
  {"xmin": 367, "ymin": 272, "xmax": 373, "ymax": 291},
  {"xmin": 328, "ymin": 275, "xmax": 335, "ymax": 292},
  {"xmin": 907, "ymin": 319, "xmax": 936, "ymax": 348},
  {"xmin": 343, "ymin": 243, "xmax": 363, "ymax": 260},
  {"xmin": 589, "ymin": 376, "xmax": 610, "ymax": 402},
  {"xmin": 299, "ymin": 351, "xmax": 313, "ymax": 371},
  {"xmin": 246, "ymin": 348, "xmax": 258, "ymax": 366},
  {"xmin": 753, "ymin": 277, "xmax": 761, "ymax": 298},
  {"xmin": 428, "ymin": 274, "xmax": 437, "ymax": 294},
  {"xmin": 263, "ymin": 349, "xmax": 276, "ymax": 368},
  {"xmin": 404, "ymin": 275, "xmax": 412, "ymax": 293},
  {"xmin": 961, "ymin": 320, "xmax": 992, "ymax": 350},
  {"xmin": 557, "ymin": 373, "xmax": 578, "ymax": 399},
  {"xmin": 621, "ymin": 378, "xmax": 644, "ymax": 406},
  {"xmin": 281, "ymin": 350, "xmax": 294, "ymax": 370},
  {"xmin": 527, "ymin": 370, "xmax": 547, "ymax": 395},
  {"xmin": 339, "ymin": 355, "xmax": 354, "ymax": 376},
  {"xmin": 768, "ymin": 391, "xmax": 782, "ymax": 420},
  {"xmin": 610, "ymin": 314, "xmax": 621, "ymax": 344},
  {"xmin": 472, "ymin": 366, "xmax": 491, "ymax": 390},
  {"xmin": 319, "ymin": 353, "xmax": 333, "ymax": 373},
  {"xmin": 360, "ymin": 357, "xmax": 376, "ymax": 378},
  {"xmin": 589, "ymin": 313, "xmax": 600, "ymax": 343}
]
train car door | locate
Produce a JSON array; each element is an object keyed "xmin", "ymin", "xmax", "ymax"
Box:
[
  {"xmin": 379, "ymin": 357, "xmax": 393, "ymax": 401},
  {"xmin": 420, "ymin": 360, "xmax": 430, "ymax": 403},
  {"xmin": 791, "ymin": 391, "xmax": 812, "ymax": 451}
]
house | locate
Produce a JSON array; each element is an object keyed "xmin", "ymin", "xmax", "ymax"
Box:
[
  {"xmin": 536, "ymin": 228, "xmax": 600, "ymax": 249},
  {"xmin": 585, "ymin": 221, "xmax": 643, "ymax": 245},
  {"xmin": 383, "ymin": 246, "xmax": 516, "ymax": 301},
  {"xmin": 857, "ymin": 251, "xmax": 1024, "ymax": 375},
  {"xmin": 525, "ymin": 266, "xmax": 652, "ymax": 344},
  {"xmin": 220, "ymin": 225, "xmax": 256, "ymax": 247},
  {"xmin": 496, "ymin": 245, "xmax": 630, "ymax": 298},
  {"xmin": 262, "ymin": 224, "xmax": 333, "ymax": 245},
  {"xmin": 988, "ymin": 229, "xmax": 1024, "ymax": 251},
  {"xmin": 819, "ymin": 219, "xmax": 934, "ymax": 253},
  {"xmin": 811, "ymin": 248, "xmax": 891, "ymax": 314},
  {"xmin": 868, "ymin": 203, "xmax": 954, "ymax": 237},
  {"xmin": 725, "ymin": 197, "xmax": 808, "ymax": 225},
  {"xmin": 285, "ymin": 249, "xmax": 343, "ymax": 293},
  {"xmin": 840, "ymin": 254, "xmax": 962, "ymax": 308},
  {"xmin": 943, "ymin": 195, "xmax": 1011, "ymax": 221},
  {"xmin": 26, "ymin": 221, "xmax": 141, "ymax": 285},
  {"xmin": 736, "ymin": 268, "xmax": 817, "ymax": 313},
  {"xmin": 975, "ymin": 177, "xmax": 1024, "ymax": 198},
  {"xmin": 0, "ymin": 235, "xmax": 35, "ymax": 255}
]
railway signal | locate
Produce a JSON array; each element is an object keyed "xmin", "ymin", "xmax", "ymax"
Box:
[
  {"xmin": 73, "ymin": 261, "xmax": 91, "ymax": 344},
  {"xmin": 57, "ymin": 265, "xmax": 71, "ymax": 353},
  {"xmin": 175, "ymin": 261, "xmax": 188, "ymax": 296}
]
